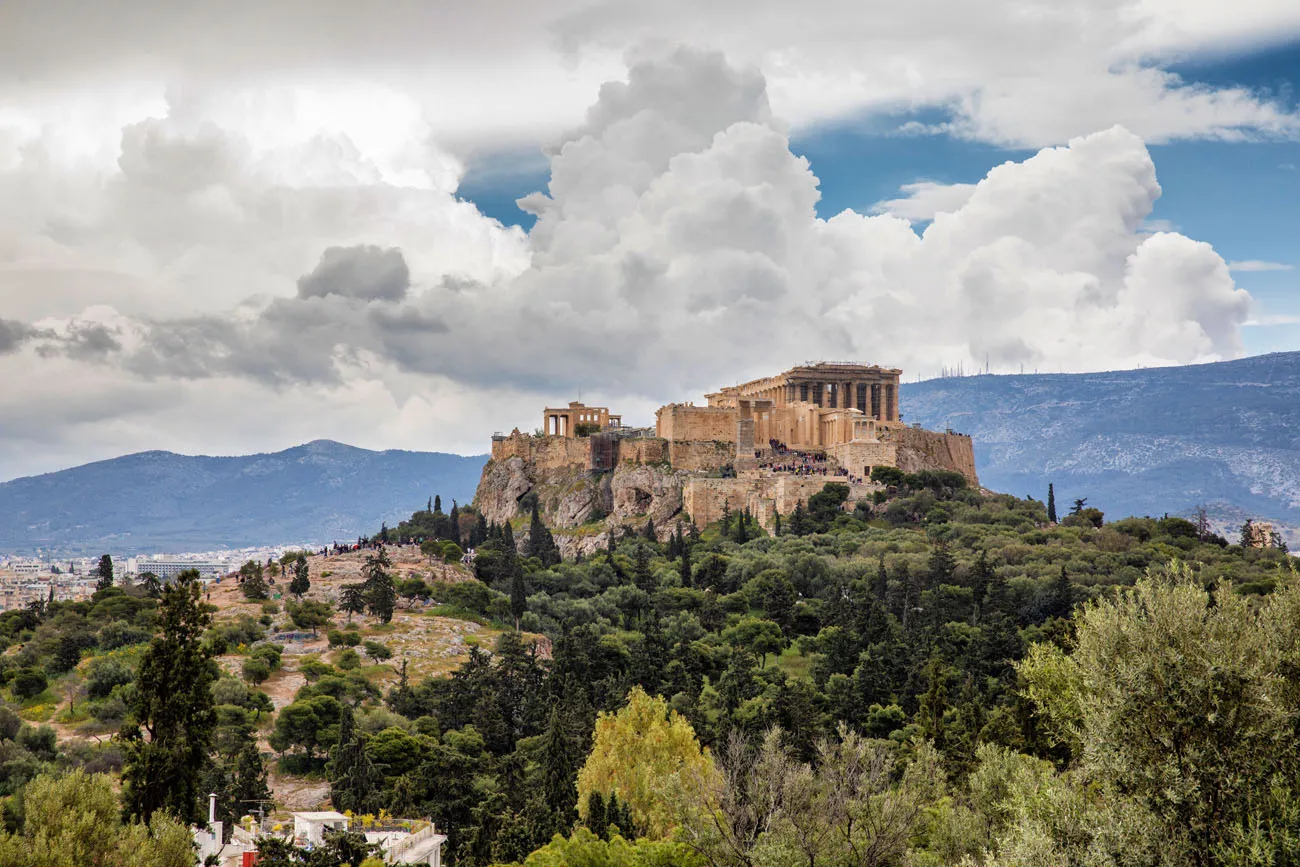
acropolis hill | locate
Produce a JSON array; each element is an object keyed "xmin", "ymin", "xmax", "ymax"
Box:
[{"xmin": 475, "ymin": 362, "xmax": 976, "ymax": 554}]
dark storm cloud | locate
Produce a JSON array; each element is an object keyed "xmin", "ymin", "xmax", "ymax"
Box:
[{"xmin": 297, "ymin": 245, "xmax": 410, "ymax": 302}]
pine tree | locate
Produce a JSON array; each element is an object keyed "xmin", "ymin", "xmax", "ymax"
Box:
[
  {"xmin": 120, "ymin": 570, "xmax": 217, "ymax": 825},
  {"xmin": 288, "ymin": 554, "xmax": 311, "ymax": 599},
  {"xmin": 328, "ymin": 705, "xmax": 381, "ymax": 815},
  {"xmin": 340, "ymin": 584, "xmax": 367, "ymax": 623},
  {"xmin": 585, "ymin": 791, "xmax": 608, "ymax": 839},
  {"xmin": 679, "ymin": 544, "xmax": 692, "ymax": 589},
  {"xmin": 94, "ymin": 555, "xmax": 114, "ymax": 592},
  {"xmin": 362, "ymin": 547, "xmax": 396, "ymax": 624},
  {"xmin": 1047, "ymin": 483, "xmax": 1058, "ymax": 523}
]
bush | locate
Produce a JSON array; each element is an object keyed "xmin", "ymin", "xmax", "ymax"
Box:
[
  {"xmin": 11, "ymin": 668, "xmax": 48, "ymax": 700},
  {"xmin": 242, "ymin": 657, "xmax": 272, "ymax": 685},
  {"xmin": 336, "ymin": 649, "xmax": 361, "ymax": 670},
  {"xmin": 98, "ymin": 621, "xmax": 150, "ymax": 650},
  {"xmin": 85, "ymin": 657, "xmax": 134, "ymax": 699},
  {"xmin": 362, "ymin": 641, "xmax": 392, "ymax": 662}
]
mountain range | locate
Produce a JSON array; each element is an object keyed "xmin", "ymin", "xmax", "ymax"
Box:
[
  {"xmin": 0, "ymin": 440, "xmax": 486, "ymax": 556},
  {"xmin": 4, "ymin": 352, "xmax": 1300, "ymax": 555},
  {"xmin": 900, "ymin": 352, "xmax": 1300, "ymax": 540}
]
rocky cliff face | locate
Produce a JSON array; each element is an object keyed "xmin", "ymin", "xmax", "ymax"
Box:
[{"xmin": 474, "ymin": 454, "xmax": 689, "ymax": 557}]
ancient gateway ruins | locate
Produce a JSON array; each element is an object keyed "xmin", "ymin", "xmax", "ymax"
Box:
[{"xmin": 478, "ymin": 362, "xmax": 976, "ymax": 551}]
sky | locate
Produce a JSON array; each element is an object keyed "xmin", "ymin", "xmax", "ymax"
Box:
[{"xmin": 0, "ymin": 0, "xmax": 1298, "ymax": 480}]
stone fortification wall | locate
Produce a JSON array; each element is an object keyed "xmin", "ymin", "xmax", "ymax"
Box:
[
  {"xmin": 828, "ymin": 441, "xmax": 899, "ymax": 479},
  {"xmin": 490, "ymin": 433, "xmax": 591, "ymax": 470},
  {"xmin": 682, "ymin": 475, "xmax": 861, "ymax": 529},
  {"xmin": 668, "ymin": 440, "xmax": 734, "ymax": 473},
  {"xmin": 656, "ymin": 404, "xmax": 737, "ymax": 443},
  {"xmin": 889, "ymin": 427, "xmax": 979, "ymax": 487},
  {"xmin": 617, "ymin": 438, "xmax": 670, "ymax": 465}
]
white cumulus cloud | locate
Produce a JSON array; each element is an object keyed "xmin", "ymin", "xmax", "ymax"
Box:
[{"xmin": 0, "ymin": 46, "xmax": 1257, "ymax": 479}]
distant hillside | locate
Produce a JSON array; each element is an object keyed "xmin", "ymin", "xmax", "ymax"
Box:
[
  {"xmin": 0, "ymin": 440, "xmax": 487, "ymax": 556},
  {"xmin": 901, "ymin": 352, "xmax": 1300, "ymax": 538}
]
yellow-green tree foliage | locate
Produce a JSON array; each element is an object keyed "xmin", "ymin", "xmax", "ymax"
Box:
[
  {"xmin": 0, "ymin": 770, "xmax": 194, "ymax": 867},
  {"xmin": 508, "ymin": 828, "xmax": 705, "ymax": 867},
  {"xmin": 576, "ymin": 687, "xmax": 715, "ymax": 839},
  {"xmin": 1015, "ymin": 562, "xmax": 1300, "ymax": 865}
]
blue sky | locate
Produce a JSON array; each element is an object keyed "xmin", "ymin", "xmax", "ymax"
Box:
[{"xmin": 462, "ymin": 40, "xmax": 1300, "ymax": 358}]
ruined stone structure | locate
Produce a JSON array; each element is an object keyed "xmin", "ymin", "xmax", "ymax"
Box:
[
  {"xmin": 543, "ymin": 402, "xmax": 622, "ymax": 437},
  {"xmin": 478, "ymin": 362, "xmax": 976, "ymax": 555}
]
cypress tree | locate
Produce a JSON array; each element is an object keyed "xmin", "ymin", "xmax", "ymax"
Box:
[
  {"xmin": 1053, "ymin": 564, "xmax": 1074, "ymax": 618},
  {"xmin": 449, "ymin": 503, "xmax": 461, "ymax": 546},
  {"xmin": 643, "ymin": 517, "xmax": 656, "ymax": 541},
  {"xmin": 774, "ymin": 512, "xmax": 782, "ymax": 537},
  {"xmin": 328, "ymin": 705, "xmax": 380, "ymax": 814},
  {"xmin": 120, "ymin": 570, "xmax": 217, "ymax": 825},
  {"xmin": 427, "ymin": 497, "xmax": 433, "ymax": 513},
  {"xmin": 539, "ymin": 705, "xmax": 582, "ymax": 827},
  {"xmin": 510, "ymin": 564, "xmax": 528, "ymax": 630},
  {"xmin": 679, "ymin": 544, "xmax": 692, "ymax": 588},
  {"xmin": 434, "ymin": 494, "xmax": 442, "ymax": 513},
  {"xmin": 1047, "ymin": 483, "xmax": 1058, "ymax": 523},
  {"xmin": 586, "ymin": 792, "xmax": 607, "ymax": 839},
  {"xmin": 633, "ymin": 544, "xmax": 655, "ymax": 593}
]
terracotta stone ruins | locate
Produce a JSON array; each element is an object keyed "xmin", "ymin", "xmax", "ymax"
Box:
[{"xmin": 480, "ymin": 361, "xmax": 977, "ymax": 543}]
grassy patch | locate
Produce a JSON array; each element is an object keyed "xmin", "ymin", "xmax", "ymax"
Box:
[
  {"xmin": 428, "ymin": 604, "xmax": 498, "ymax": 627},
  {"xmin": 772, "ymin": 645, "xmax": 812, "ymax": 680}
]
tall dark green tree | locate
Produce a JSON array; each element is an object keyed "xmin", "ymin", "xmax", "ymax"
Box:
[
  {"xmin": 449, "ymin": 503, "xmax": 462, "ymax": 546},
  {"xmin": 362, "ymin": 547, "xmax": 396, "ymax": 624},
  {"xmin": 434, "ymin": 494, "xmax": 442, "ymax": 513},
  {"xmin": 526, "ymin": 502, "xmax": 561, "ymax": 567},
  {"xmin": 120, "ymin": 569, "xmax": 218, "ymax": 825},
  {"xmin": 339, "ymin": 584, "xmax": 367, "ymax": 623},
  {"xmin": 679, "ymin": 544, "xmax": 692, "ymax": 589},
  {"xmin": 510, "ymin": 566, "xmax": 528, "ymax": 631},
  {"xmin": 288, "ymin": 554, "xmax": 311, "ymax": 599},
  {"xmin": 1047, "ymin": 482, "xmax": 1058, "ymax": 523},
  {"xmin": 328, "ymin": 705, "xmax": 381, "ymax": 815},
  {"xmin": 633, "ymin": 545, "xmax": 656, "ymax": 594},
  {"xmin": 1051, "ymin": 564, "xmax": 1074, "ymax": 618},
  {"xmin": 95, "ymin": 554, "xmax": 114, "ymax": 592},
  {"xmin": 927, "ymin": 543, "xmax": 957, "ymax": 589}
]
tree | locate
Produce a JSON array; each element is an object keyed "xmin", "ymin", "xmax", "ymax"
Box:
[
  {"xmin": 362, "ymin": 640, "xmax": 392, "ymax": 663},
  {"xmin": 95, "ymin": 554, "xmax": 114, "ymax": 592},
  {"xmin": 510, "ymin": 566, "xmax": 528, "ymax": 631},
  {"xmin": 434, "ymin": 494, "xmax": 442, "ymax": 513},
  {"xmin": 1050, "ymin": 564, "xmax": 1073, "ymax": 618},
  {"xmin": 679, "ymin": 544, "xmax": 692, "ymax": 589},
  {"xmin": 139, "ymin": 571, "xmax": 162, "ymax": 598},
  {"xmin": 239, "ymin": 559, "xmax": 269, "ymax": 600},
  {"xmin": 362, "ymin": 547, "xmax": 396, "ymax": 624},
  {"xmin": 0, "ymin": 770, "xmax": 194, "ymax": 866},
  {"xmin": 1020, "ymin": 563, "xmax": 1300, "ymax": 865},
  {"xmin": 288, "ymin": 599, "xmax": 333, "ymax": 636},
  {"xmin": 120, "ymin": 569, "xmax": 219, "ymax": 826},
  {"xmin": 722, "ymin": 617, "xmax": 787, "ymax": 667},
  {"xmin": 339, "ymin": 584, "xmax": 367, "ymax": 623},
  {"xmin": 289, "ymin": 554, "xmax": 311, "ymax": 599},
  {"xmin": 526, "ymin": 501, "xmax": 561, "ymax": 567},
  {"xmin": 1047, "ymin": 483, "xmax": 1058, "ymax": 523},
  {"xmin": 1070, "ymin": 497, "xmax": 1088, "ymax": 515},
  {"xmin": 329, "ymin": 704, "xmax": 381, "ymax": 815},
  {"xmin": 576, "ymin": 686, "xmax": 716, "ymax": 839},
  {"xmin": 788, "ymin": 501, "xmax": 812, "ymax": 536}
]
